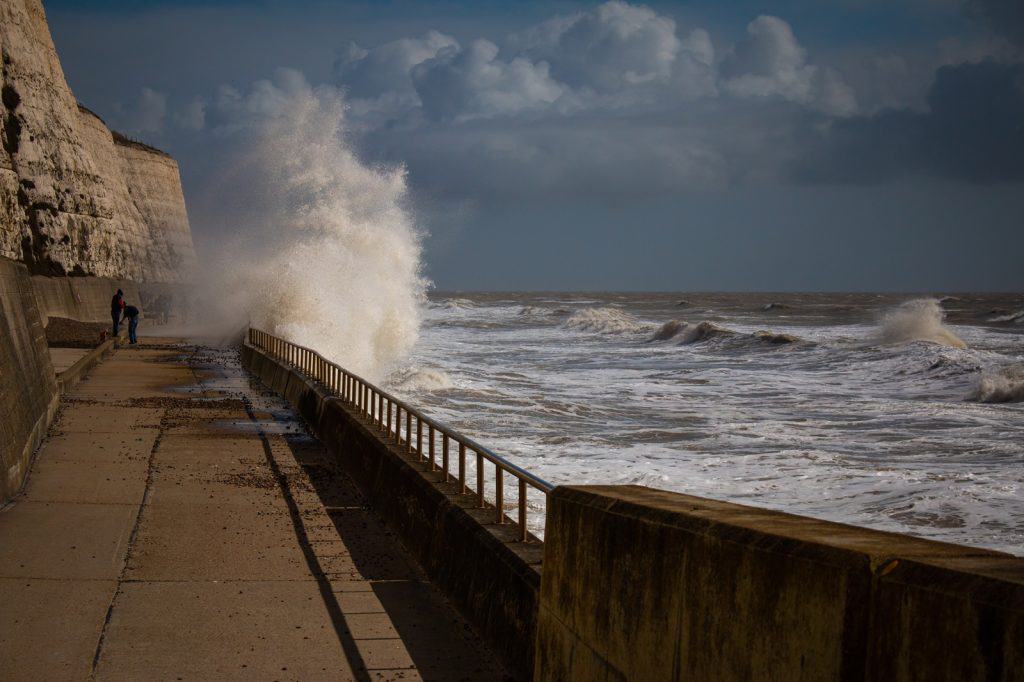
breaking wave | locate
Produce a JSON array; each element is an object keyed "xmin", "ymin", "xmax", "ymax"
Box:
[
  {"xmin": 386, "ymin": 366, "xmax": 454, "ymax": 393},
  {"xmin": 878, "ymin": 299, "xmax": 966, "ymax": 349},
  {"xmin": 678, "ymin": 321, "xmax": 737, "ymax": 344},
  {"xmin": 649, "ymin": 319, "xmax": 687, "ymax": 341},
  {"xmin": 989, "ymin": 309, "xmax": 1024, "ymax": 324},
  {"xmin": 565, "ymin": 307, "xmax": 650, "ymax": 334},
  {"xmin": 967, "ymin": 364, "xmax": 1024, "ymax": 403},
  {"xmin": 201, "ymin": 72, "xmax": 426, "ymax": 381}
]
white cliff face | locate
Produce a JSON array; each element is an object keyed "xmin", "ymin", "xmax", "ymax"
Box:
[{"xmin": 0, "ymin": 0, "xmax": 196, "ymax": 282}]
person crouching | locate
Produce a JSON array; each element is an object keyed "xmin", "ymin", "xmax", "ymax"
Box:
[{"xmin": 123, "ymin": 303, "xmax": 140, "ymax": 344}]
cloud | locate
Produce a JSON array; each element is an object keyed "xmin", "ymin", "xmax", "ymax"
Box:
[
  {"xmin": 722, "ymin": 16, "xmax": 857, "ymax": 116},
  {"xmin": 333, "ymin": 29, "xmax": 458, "ymax": 105},
  {"xmin": 510, "ymin": 1, "xmax": 683, "ymax": 92},
  {"xmin": 967, "ymin": 0, "xmax": 1024, "ymax": 48},
  {"xmin": 174, "ymin": 96, "xmax": 206, "ymax": 131},
  {"xmin": 795, "ymin": 59, "xmax": 1024, "ymax": 183},
  {"xmin": 411, "ymin": 40, "xmax": 567, "ymax": 122},
  {"xmin": 115, "ymin": 87, "xmax": 168, "ymax": 134}
]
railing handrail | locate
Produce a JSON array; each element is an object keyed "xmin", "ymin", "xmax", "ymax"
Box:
[{"xmin": 246, "ymin": 327, "xmax": 551, "ymax": 542}]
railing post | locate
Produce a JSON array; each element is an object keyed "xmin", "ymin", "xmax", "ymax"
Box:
[
  {"xmin": 519, "ymin": 479, "xmax": 528, "ymax": 542},
  {"xmin": 387, "ymin": 400, "xmax": 393, "ymax": 437},
  {"xmin": 416, "ymin": 419, "xmax": 423, "ymax": 461},
  {"xmin": 442, "ymin": 435, "xmax": 449, "ymax": 482},
  {"xmin": 428, "ymin": 425, "xmax": 435, "ymax": 470},
  {"xmin": 495, "ymin": 466, "xmax": 504, "ymax": 524},
  {"xmin": 378, "ymin": 393, "xmax": 384, "ymax": 428},
  {"xmin": 459, "ymin": 442, "xmax": 467, "ymax": 494},
  {"xmin": 394, "ymin": 407, "xmax": 401, "ymax": 444},
  {"xmin": 405, "ymin": 412, "xmax": 412, "ymax": 453},
  {"xmin": 476, "ymin": 452, "xmax": 484, "ymax": 508}
]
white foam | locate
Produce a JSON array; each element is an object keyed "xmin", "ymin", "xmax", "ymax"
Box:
[{"xmin": 564, "ymin": 307, "xmax": 650, "ymax": 334}]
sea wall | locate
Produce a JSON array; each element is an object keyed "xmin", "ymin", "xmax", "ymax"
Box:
[
  {"xmin": 30, "ymin": 274, "xmax": 142, "ymax": 324},
  {"xmin": 240, "ymin": 341, "xmax": 542, "ymax": 680},
  {"xmin": 0, "ymin": 0, "xmax": 195, "ymax": 282},
  {"xmin": 0, "ymin": 256, "xmax": 57, "ymax": 501},
  {"xmin": 535, "ymin": 485, "xmax": 1024, "ymax": 681}
]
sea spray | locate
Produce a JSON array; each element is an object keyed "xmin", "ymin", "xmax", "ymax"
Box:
[
  {"xmin": 199, "ymin": 70, "xmax": 426, "ymax": 380},
  {"xmin": 877, "ymin": 299, "xmax": 966, "ymax": 348}
]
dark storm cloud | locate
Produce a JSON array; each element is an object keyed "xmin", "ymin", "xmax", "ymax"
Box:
[
  {"xmin": 795, "ymin": 59, "xmax": 1024, "ymax": 184},
  {"xmin": 967, "ymin": 0, "xmax": 1024, "ymax": 47}
]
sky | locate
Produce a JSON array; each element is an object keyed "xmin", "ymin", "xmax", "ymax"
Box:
[{"xmin": 46, "ymin": 0, "xmax": 1024, "ymax": 291}]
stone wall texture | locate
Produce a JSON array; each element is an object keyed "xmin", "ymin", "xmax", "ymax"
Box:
[
  {"xmin": 535, "ymin": 485, "xmax": 1024, "ymax": 682},
  {"xmin": 0, "ymin": 0, "xmax": 195, "ymax": 282}
]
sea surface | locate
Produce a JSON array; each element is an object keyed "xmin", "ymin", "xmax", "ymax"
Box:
[{"xmin": 383, "ymin": 292, "xmax": 1024, "ymax": 554}]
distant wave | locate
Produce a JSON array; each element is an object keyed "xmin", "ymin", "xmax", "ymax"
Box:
[
  {"xmin": 989, "ymin": 308, "xmax": 1024, "ymax": 324},
  {"xmin": 432, "ymin": 298, "xmax": 476, "ymax": 311},
  {"xmin": 967, "ymin": 364, "xmax": 1024, "ymax": 403},
  {"xmin": 649, "ymin": 319, "xmax": 686, "ymax": 341},
  {"xmin": 678, "ymin": 321, "xmax": 736, "ymax": 344},
  {"xmin": 763, "ymin": 302, "xmax": 791, "ymax": 311},
  {"xmin": 648, "ymin": 319, "xmax": 804, "ymax": 347},
  {"xmin": 565, "ymin": 307, "xmax": 651, "ymax": 334},
  {"xmin": 878, "ymin": 299, "xmax": 967, "ymax": 349}
]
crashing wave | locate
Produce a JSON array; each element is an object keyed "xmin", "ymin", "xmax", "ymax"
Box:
[
  {"xmin": 878, "ymin": 299, "xmax": 967, "ymax": 349},
  {"xmin": 752, "ymin": 330, "xmax": 801, "ymax": 344},
  {"xmin": 649, "ymin": 319, "xmax": 687, "ymax": 341},
  {"xmin": 386, "ymin": 366, "xmax": 454, "ymax": 393},
  {"xmin": 967, "ymin": 364, "xmax": 1024, "ymax": 403},
  {"xmin": 763, "ymin": 302, "xmax": 791, "ymax": 311},
  {"xmin": 565, "ymin": 307, "xmax": 650, "ymax": 334},
  {"xmin": 989, "ymin": 309, "xmax": 1024, "ymax": 324},
  {"xmin": 678, "ymin": 321, "xmax": 737, "ymax": 344}
]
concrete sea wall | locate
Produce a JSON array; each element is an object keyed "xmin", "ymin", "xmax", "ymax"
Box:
[
  {"xmin": 0, "ymin": 256, "xmax": 57, "ymax": 501},
  {"xmin": 240, "ymin": 341, "xmax": 542, "ymax": 680},
  {"xmin": 535, "ymin": 485, "xmax": 1024, "ymax": 681}
]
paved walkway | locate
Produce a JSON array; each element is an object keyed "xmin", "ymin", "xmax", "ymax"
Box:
[{"xmin": 0, "ymin": 338, "xmax": 507, "ymax": 681}]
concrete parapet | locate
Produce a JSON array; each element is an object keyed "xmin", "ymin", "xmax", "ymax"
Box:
[
  {"xmin": 535, "ymin": 485, "xmax": 1024, "ymax": 681},
  {"xmin": 240, "ymin": 341, "xmax": 542, "ymax": 680},
  {"xmin": 0, "ymin": 257, "xmax": 58, "ymax": 501}
]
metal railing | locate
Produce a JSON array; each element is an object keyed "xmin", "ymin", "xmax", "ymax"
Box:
[{"xmin": 247, "ymin": 328, "xmax": 553, "ymax": 542}]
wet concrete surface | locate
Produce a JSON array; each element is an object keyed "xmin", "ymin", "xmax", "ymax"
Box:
[{"xmin": 0, "ymin": 337, "xmax": 509, "ymax": 681}]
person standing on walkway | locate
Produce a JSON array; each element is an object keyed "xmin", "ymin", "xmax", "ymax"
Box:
[
  {"xmin": 111, "ymin": 289, "xmax": 125, "ymax": 336},
  {"xmin": 123, "ymin": 303, "xmax": 140, "ymax": 344}
]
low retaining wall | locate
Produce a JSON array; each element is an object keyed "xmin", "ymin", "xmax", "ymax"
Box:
[
  {"xmin": 55, "ymin": 332, "xmax": 122, "ymax": 393},
  {"xmin": 240, "ymin": 342, "xmax": 542, "ymax": 680},
  {"xmin": 0, "ymin": 258, "xmax": 59, "ymax": 502},
  {"xmin": 536, "ymin": 485, "xmax": 1024, "ymax": 681},
  {"xmin": 30, "ymin": 275, "xmax": 143, "ymax": 324}
]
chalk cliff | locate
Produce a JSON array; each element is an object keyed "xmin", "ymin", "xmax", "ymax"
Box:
[{"xmin": 0, "ymin": 0, "xmax": 196, "ymax": 282}]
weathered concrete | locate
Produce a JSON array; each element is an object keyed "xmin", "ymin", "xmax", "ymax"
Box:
[
  {"xmin": 0, "ymin": 255, "xmax": 57, "ymax": 501},
  {"xmin": 0, "ymin": 338, "xmax": 507, "ymax": 680},
  {"xmin": 241, "ymin": 341, "xmax": 542, "ymax": 681},
  {"xmin": 535, "ymin": 485, "xmax": 1024, "ymax": 682}
]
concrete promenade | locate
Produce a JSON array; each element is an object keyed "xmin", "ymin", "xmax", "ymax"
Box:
[{"xmin": 0, "ymin": 338, "xmax": 506, "ymax": 680}]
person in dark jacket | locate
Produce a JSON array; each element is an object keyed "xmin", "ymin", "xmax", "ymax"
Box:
[
  {"xmin": 111, "ymin": 289, "xmax": 125, "ymax": 336},
  {"xmin": 123, "ymin": 304, "xmax": 140, "ymax": 344}
]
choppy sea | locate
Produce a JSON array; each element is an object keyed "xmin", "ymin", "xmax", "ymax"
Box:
[{"xmin": 382, "ymin": 292, "xmax": 1023, "ymax": 553}]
